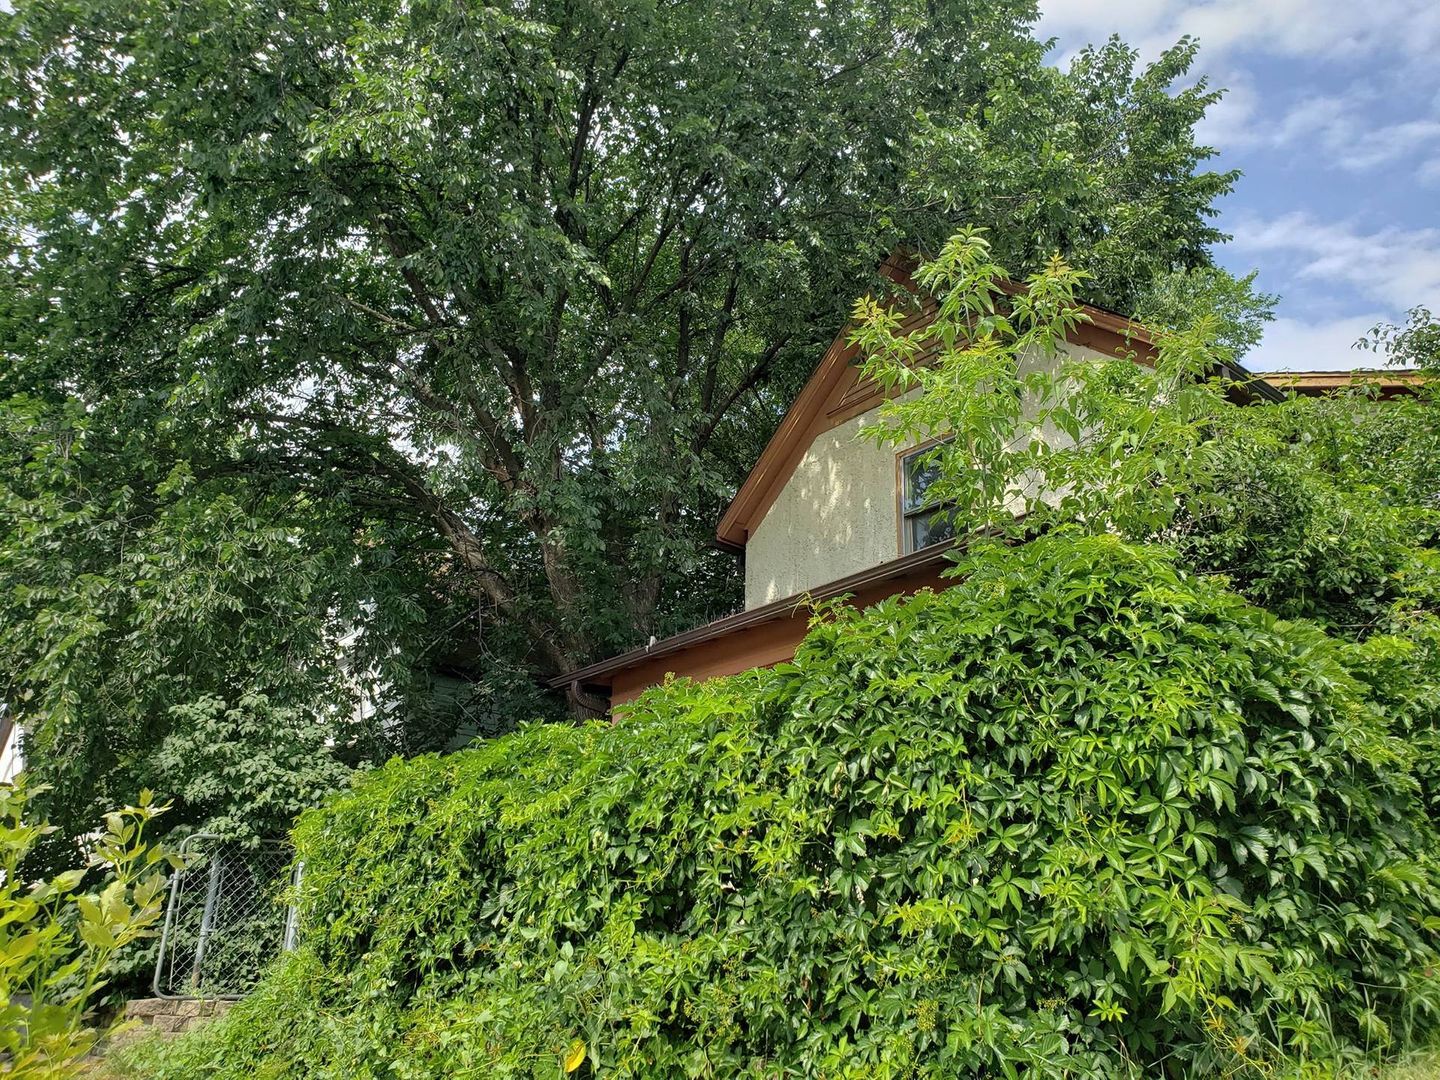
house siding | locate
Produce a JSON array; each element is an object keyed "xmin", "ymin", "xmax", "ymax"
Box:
[
  {"xmin": 744, "ymin": 398, "xmax": 905, "ymax": 609},
  {"xmin": 742, "ymin": 341, "xmax": 1107, "ymax": 609}
]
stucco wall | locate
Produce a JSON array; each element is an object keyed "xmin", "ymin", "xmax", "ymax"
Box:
[
  {"xmin": 742, "ymin": 341, "xmax": 1106, "ymax": 609},
  {"xmin": 744, "ymin": 399, "xmax": 903, "ymax": 609}
]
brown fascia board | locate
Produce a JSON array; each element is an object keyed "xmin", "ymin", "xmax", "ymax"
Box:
[
  {"xmin": 1265, "ymin": 369, "xmax": 1425, "ymax": 397},
  {"xmin": 712, "ymin": 321, "xmax": 860, "ymax": 549},
  {"xmin": 713, "ymin": 253, "xmax": 930, "ymax": 552},
  {"xmin": 548, "ymin": 539, "xmax": 957, "ymax": 691}
]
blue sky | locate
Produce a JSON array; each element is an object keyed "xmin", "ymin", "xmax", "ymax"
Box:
[{"xmin": 1038, "ymin": 0, "xmax": 1440, "ymax": 371}]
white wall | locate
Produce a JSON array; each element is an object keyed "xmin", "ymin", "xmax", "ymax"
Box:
[
  {"xmin": 0, "ymin": 715, "xmax": 22, "ymax": 785},
  {"xmin": 743, "ymin": 398, "xmax": 906, "ymax": 609},
  {"xmin": 742, "ymin": 342, "xmax": 1106, "ymax": 609}
]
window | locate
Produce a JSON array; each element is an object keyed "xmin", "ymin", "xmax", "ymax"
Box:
[{"xmin": 900, "ymin": 441, "xmax": 956, "ymax": 554}]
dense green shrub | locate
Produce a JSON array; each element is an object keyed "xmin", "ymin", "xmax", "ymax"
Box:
[{"xmin": 120, "ymin": 536, "xmax": 1440, "ymax": 1078}]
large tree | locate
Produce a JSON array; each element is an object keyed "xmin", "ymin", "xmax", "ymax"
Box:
[{"xmin": 0, "ymin": 0, "xmax": 1246, "ymax": 848}]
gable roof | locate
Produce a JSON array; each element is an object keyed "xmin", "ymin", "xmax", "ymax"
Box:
[{"xmin": 715, "ymin": 268, "xmax": 1219, "ymax": 550}]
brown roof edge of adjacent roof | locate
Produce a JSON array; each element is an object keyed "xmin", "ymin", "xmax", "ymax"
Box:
[
  {"xmin": 1264, "ymin": 369, "xmax": 1425, "ymax": 394},
  {"xmin": 549, "ymin": 539, "xmax": 958, "ymax": 691},
  {"xmin": 1268, "ymin": 368, "xmax": 1421, "ymax": 377}
]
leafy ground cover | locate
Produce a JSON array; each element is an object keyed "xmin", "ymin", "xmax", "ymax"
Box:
[
  {"xmin": 1385, "ymin": 1053, "xmax": 1440, "ymax": 1080},
  {"xmin": 114, "ymin": 535, "xmax": 1440, "ymax": 1078}
]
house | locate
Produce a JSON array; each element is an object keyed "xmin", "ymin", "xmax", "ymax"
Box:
[
  {"xmin": 554, "ymin": 280, "xmax": 1423, "ymax": 712},
  {"xmin": 1265, "ymin": 370, "xmax": 1428, "ymax": 399}
]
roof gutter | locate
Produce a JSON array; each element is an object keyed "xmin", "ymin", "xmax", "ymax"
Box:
[{"xmin": 549, "ymin": 540, "xmax": 957, "ymax": 691}]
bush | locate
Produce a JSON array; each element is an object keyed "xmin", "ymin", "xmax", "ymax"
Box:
[
  {"xmin": 1, "ymin": 777, "xmax": 177, "ymax": 1078},
  {"xmin": 120, "ymin": 536, "xmax": 1440, "ymax": 1078}
]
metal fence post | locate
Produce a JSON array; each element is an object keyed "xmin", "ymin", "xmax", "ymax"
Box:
[
  {"xmin": 189, "ymin": 851, "xmax": 223, "ymax": 991},
  {"xmin": 151, "ymin": 833, "xmax": 195, "ymax": 999},
  {"xmin": 282, "ymin": 860, "xmax": 304, "ymax": 952}
]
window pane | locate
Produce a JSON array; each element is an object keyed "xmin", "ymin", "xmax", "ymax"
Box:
[
  {"xmin": 902, "ymin": 440, "xmax": 957, "ymax": 553},
  {"xmin": 903, "ymin": 451, "xmax": 943, "ymax": 513},
  {"xmin": 907, "ymin": 508, "xmax": 955, "ymax": 551}
]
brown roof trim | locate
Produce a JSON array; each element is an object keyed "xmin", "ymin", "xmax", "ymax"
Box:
[
  {"xmin": 713, "ymin": 321, "xmax": 861, "ymax": 550},
  {"xmin": 550, "ymin": 540, "xmax": 958, "ymax": 690},
  {"xmin": 1264, "ymin": 369, "xmax": 1425, "ymax": 397}
]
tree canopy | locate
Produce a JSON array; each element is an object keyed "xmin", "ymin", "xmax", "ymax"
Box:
[{"xmin": 1, "ymin": 0, "xmax": 1253, "ymax": 852}]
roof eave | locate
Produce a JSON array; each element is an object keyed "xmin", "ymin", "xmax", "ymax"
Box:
[{"xmin": 549, "ymin": 539, "xmax": 958, "ymax": 691}]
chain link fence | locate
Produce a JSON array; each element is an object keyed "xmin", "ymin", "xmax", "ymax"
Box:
[{"xmin": 153, "ymin": 835, "xmax": 300, "ymax": 999}]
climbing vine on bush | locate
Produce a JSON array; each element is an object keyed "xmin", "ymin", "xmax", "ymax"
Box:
[{"xmin": 118, "ymin": 535, "xmax": 1440, "ymax": 1078}]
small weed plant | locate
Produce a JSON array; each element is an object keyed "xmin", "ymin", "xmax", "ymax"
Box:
[{"xmin": 1, "ymin": 776, "xmax": 178, "ymax": 1077}]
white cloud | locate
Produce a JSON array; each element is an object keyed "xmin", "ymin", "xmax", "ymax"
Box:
[
  {"xmin": 1193, "ymin": 73, "xmax": 1259, "ymax": 149},
  {"xmin": 1244, "ymin": 313, "xmax": 1388, "ymax": 372},
  {"xmin": 1335, "ymin": 118, "xmax": 1440, "ymax": 170},
  {"xmin": 1228, "ymin": 212, "xmax": 1440, "ymax": 310},
  {"xmin": 1249, "ymin": 93, "xmax": 1440, "ymax": 170},
  {"xmin": 1037, "ymin": 0, "xmax": 1440, "ymax": 66},
  {"xmin": 1227, "ymin": 213, "xmax": 1436, "ymax": 372}
]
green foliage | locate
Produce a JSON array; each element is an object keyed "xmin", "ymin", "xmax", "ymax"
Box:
[
  {"xmin": 1167, "ymin": 392, "xmax": 1440, "ymax": 639},
  {"xmin": 1, "ymin": 775, "xmax": 179, "ymax": 1078},
  {"xmin": 1358, "ymin": 307, "xmax": 1440, "ymax": 374},
  {"xmin": 153, "ymin": 694, "xmax": 358, "ymax": 843},
  {"xmin": 0, "ymin": 396, "xmax": 417, "ymax": 869},
  {"xmin": 118, "ymin": 537, "xmax": 1440, "ymax": 1077},
  {"xmin": 0, "ymin": 0, "xmax": 1259, "ymax": 898},
  {"xmin": 1135, "ymin": 266, "xmax": 1279, "ymax": 359},
  {"xmin": 851, "ymin": 230, "xmax": 1253, "ymax": 545},
  {"xmin": 395, "ymin": 668, "xmax": 564, "ymax": 755},
  {"xmin": 0, "ymin": 0, "xmax": 1244, "ymax": 710},
  {"xmin": 910, "ymin": 36, "xmax": 1240, "ymax": 310}
]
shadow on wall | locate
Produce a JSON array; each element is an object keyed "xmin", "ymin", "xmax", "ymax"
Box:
[{"xmin": 746, "ymin": 418, "xmax": 897, "ymax": 608}]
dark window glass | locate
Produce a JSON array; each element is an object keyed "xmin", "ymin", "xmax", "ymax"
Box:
[{"xmin": 900, "ymin": 442, "xmax": 956, "ymax": 553}]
